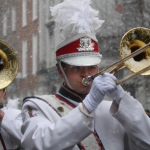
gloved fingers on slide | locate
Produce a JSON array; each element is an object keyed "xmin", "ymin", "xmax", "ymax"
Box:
[{"xmin": 103, "ymin": 72, "xmax": 117, "ymax": 80}]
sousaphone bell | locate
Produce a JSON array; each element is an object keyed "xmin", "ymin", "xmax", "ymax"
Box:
[{"xmin": 0, "ymin": 39, "xmax": 18, "ymax": 90}]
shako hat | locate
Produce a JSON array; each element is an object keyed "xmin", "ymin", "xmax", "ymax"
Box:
[{"xmin": 50, "ymin": 0, "xmax": 105, "ymax": 66}]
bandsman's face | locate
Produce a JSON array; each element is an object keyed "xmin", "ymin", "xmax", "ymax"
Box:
[{"xmin": 63, "ymin": 64, "xmax": 98, "ymax": 94}]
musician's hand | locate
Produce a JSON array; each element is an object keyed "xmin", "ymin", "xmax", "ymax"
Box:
[
  {"xmin": 0, "ymin": 109, "xmax": 4, "ymax": 121},
  {"xmin": 106, "ymin": 84, "xmax": 125, "ymax": 104},
  {"xmin": 83, "ymin": 72, "xmax": 117, "ymax": 113}
]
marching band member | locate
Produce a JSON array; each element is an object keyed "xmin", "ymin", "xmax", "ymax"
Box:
[
  {"xmin": 21, "ymin": 0, "xmax": 150, "ymax": 149},
  {"xmin": 0, "ymin": 88, "xmax": 22, "ymax": 150}
]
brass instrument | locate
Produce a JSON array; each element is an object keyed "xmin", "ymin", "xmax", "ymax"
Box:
[
  {"xmin": 0, "ymin": 40, "xmax": 18, "ymax": 150},
  {"xmin": 0, "ymin": 39, "xmax": 18, "ymax": 90},
  {"xmin": 82, "ymin": 27, "xmax": 150, "ymax": 86}
]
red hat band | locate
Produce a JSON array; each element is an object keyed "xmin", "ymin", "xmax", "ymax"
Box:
[{"xmin": 56, "ymin": 37, "xmax": 100, "ymax": 61}]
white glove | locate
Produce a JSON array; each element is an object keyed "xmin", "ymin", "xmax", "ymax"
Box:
[
  {"xmin": 83, "ymin": 72, "xmax": 119, "ymax": 113},
  {"xmin": 105, "ymin": 74, "xmax": 125, "ymax": 104}
]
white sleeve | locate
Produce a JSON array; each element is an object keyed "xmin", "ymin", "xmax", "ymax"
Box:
[
  {"xmin": 110, "ymin": 92, "xmax": 150, "ymax": 150},
  {"xmin": 1, "ymin": 108, "xmax": 22, "ymax": 144},
  {"xmin": 21, "ymin": 100, "xmax": 94, "ymax": 150}
]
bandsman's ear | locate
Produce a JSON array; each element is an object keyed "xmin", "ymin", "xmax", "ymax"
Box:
[
  {"xmin": 56, "ymin": 64, "xmax": 64, "ymax": 78},
  {"xmin": 3, "ymin": 92, "xmax": 6, "ymax": 98},
  {"xmin": 0, "ymin": 89, "xmax": 6, "ymax": 98}
]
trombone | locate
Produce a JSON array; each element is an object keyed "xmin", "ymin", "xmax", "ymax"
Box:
[{"xmin": 82, "ymin": 27, "xmax": 150, "ymax": 86}]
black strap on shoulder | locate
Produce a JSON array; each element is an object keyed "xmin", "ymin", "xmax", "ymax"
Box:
[
  {"xmin": 0, "ymin": 133, "xmax": 6, "ymax": 150},
  {"xmin": 0, "ymin": 105, "xmax": 4, "ymax": 109}
]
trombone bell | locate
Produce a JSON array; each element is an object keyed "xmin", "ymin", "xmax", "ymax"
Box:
[
  {"xmin": 120, "ymin": 27, "xmax": 150, "ymax": 75},
  {"xmin": 82, "ymin": 27, "xmax": 150, "ymax": 86}
]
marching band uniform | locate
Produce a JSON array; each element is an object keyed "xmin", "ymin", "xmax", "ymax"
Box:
[
  {"xmin": 21, "ymin": 83, "xmax": 150, "ymax": 150},
  {"xmin": 21, "ymin": 0, "xmax": 150, "ymax": 150},
  {"xmin": 0, "ymin": 106, "xmax": 22, "ymax": 149}
]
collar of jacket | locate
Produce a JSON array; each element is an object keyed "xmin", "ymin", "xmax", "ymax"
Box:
[{"xmin": 58, "ymin": 83, "xmax": 87, "ymax": 103}]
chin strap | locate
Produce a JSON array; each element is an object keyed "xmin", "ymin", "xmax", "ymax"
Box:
[{"xmin": 58, "ymin": 61, "xmax": 73, "ymax": 90}]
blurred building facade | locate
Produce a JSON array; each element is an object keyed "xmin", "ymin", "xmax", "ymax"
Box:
[
  {"xmin": 0, "ymin": 0, "xmax": 150, "ymax": 109},
  {"xmin": 0, "ymin": 0, "xmax": 63, "ymax": 101}
]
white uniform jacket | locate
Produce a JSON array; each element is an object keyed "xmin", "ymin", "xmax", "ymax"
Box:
[
  {"xmin": 1, "ymin": 106, "xmax": 22, "ymax": 149},
  {"xmin": 21, "ymin": 92, "xmax": 150, "ymax": 150}
]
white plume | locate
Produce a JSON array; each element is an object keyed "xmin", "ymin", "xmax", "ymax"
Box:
[{"xmin": 50, "ymin": 0, "xmax": 105, "ymax": 40}]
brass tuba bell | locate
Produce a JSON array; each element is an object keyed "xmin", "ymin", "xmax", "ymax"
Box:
[{"xmin": 0, "ymin": 39, "xmax": 18, "ymax": 90}]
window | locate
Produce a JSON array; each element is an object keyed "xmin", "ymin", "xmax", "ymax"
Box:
[
  {"xmin": 3, "ymin": 12, "xmax": 7, "ymax": 36},
  {"xmin": 22, "ymin": 40, "xmax": 27, "ymax": 77},
  {"xmin": 22, "ymin": 0, "xmax": 27, "ymax": 27},
  {"xmin": 32, "ymin": 34, "xmax": 38, "ymax": 74},
  {"xmin": 32, "ymin": 0, "xmax": 38, "ymax": 20},
  {"xmin": 12, "ymin": 5, "xmax": 16, "ymax": 31}
]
